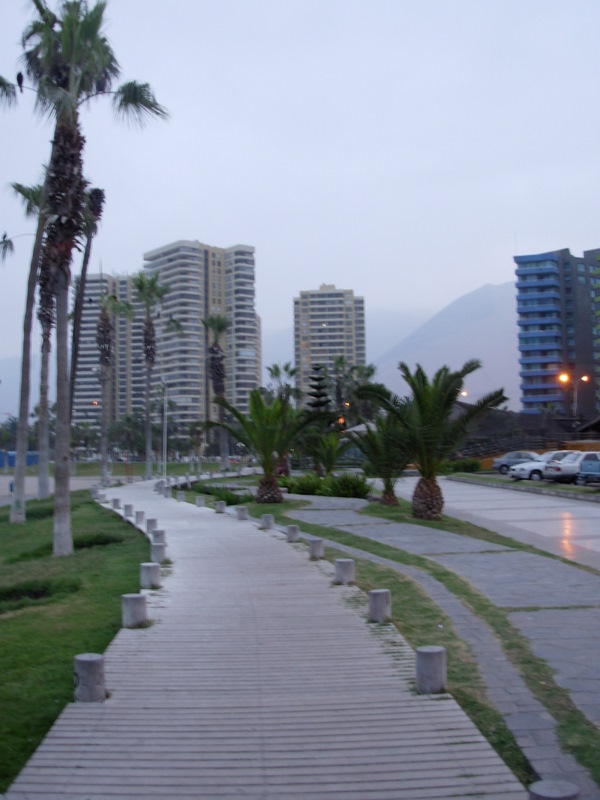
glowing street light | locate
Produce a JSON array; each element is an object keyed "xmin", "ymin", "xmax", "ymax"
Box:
[{"xmin": 558, "ymin": 373, "xmax": 589, "ymax": 417}]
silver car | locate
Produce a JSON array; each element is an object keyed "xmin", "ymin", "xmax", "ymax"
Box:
[
  {"xmin": 508, "ymin": 450, "xmax": 575, "ymax": 482},
  {"xmin": 492, "ymin": 451, "xmax": 540, "ymax": 475}
]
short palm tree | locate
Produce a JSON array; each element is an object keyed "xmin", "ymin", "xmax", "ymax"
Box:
[
  {"xmin": 313, "ymin": 431, "xmax": 352, "ymax": 476},
  {"xmin": 133, "ymin": 272, "xmax": 169, "ymax": 480},
  {"xmin": 345, "ymin": 393, "xmax": 414, "ymax": 505},
  {"xmin": 208, "ymin": 391, "xmax": 318, "ymax": 503},
  {"xmin": 0, "ymin": 0, "xmax": 167, "ymax": 555},
  {"xmin": 202, "ymin": 315, "xmax": 231, "ymax": 462},
  {"xmin": 360, "ymin": 360, "xmax": 506, "ymax": 519}
]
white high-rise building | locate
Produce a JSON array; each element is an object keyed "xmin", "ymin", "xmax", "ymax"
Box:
[
  {"xmin": 293, "ymin": 284, "xmax": 366, "ymax": 401},
  {"xmin": 71, "ymin": 241, "xmax": 261, "ymax": 452}
]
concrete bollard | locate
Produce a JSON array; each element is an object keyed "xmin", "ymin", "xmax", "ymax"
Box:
[
  {"xmin": 74, "ymin": 653, "xmax": 105, "ymax": 702},
  {"xmin": 416, "ymin": 646, "xmax": 447, "ymax": 694},
  {"xmin": 236, "ymin": 506, "xmax": 249, "ymax": 520},
  {"xmin": 195, "ymin": 495, "xmax": 205, "ymax": 508},
  {"xmin": 286, "ymin": 525, "xmax": 300, "ymax": 543},
  {"xmin": 368, "ymin": 589, "xmax": 391, "ymax": 623},
  {"xmin": 152, "ymin": 529, "xmax": 166, "ymax": 544},
  {"xmin": 124, "ymin": 503, "xmax": 133, "ymax": 517},
  {"xmin": 528, "ymin": 781, "xmax": 579, "ymax": 800},
  {"xmin": 97, "ymin": 493, "xmax": 107, "ymax": 503},
  {"xmin": 216, "ymin": 501, "xmax": 226, "ymax": 514},
  {"xmin": 334, "ymin": 558, "xmax": 355, "ymax": 585},
  {"xmin": 121, "ymin": 593, "xmax": 147, "ymax": 628},
  {"xmin": 151, "ymin": 542, "xmax": 167, "ymax": 563},
  {"xmin": 309, "ymin": 538, "xmax": 324, "ymax": 560},
  {"xmin": 135, "ymin": 510, "xmax": 145, "ymax": 526},
  {"xmin": 163, "ymin": 486, "xmax": 171, "ymax": 498},
  {"xmin": 177, "ymin": 490, "xmax": 185, "ymax": 502},
  {"xmin": 154, "ymin": 480, "xmax": 163, "ymax": 493},
  {"xmin": 112, "ymin": 498, "xmax": 121, "ymax": 510},
  {"xmin": 260, "ymin": 514, "xmax": 274, "ymax": 530},
  {"xmin": 140, "ymin": 562, "xmax": 161, "ymax": 590},
  {"xmin": 146, "ymin": 518, "xmax": 157, "ymax": 535},
  {"xmin": 185, "ymin": 473, "xmax": 190, "ymax": 488}
]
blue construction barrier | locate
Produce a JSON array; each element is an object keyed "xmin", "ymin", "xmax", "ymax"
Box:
[{"xmin": 0, "ymin": 451, "xmax": 39, "ymax": 469}]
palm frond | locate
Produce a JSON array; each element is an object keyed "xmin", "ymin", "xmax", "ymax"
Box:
[
  {"xmin": 112, "ymin": 81, "xmax": 169, "ymax": 125},
  {"xmin": 1, "ymin": 234, "xmax": 15, "ymax": 262},
  {"xmin": 11, "ymin": 182, "xmax": 43, "ymax": 218},
  {"xmin": 0, "ymin": 76, "xmax": 17, "ymax": 108}
]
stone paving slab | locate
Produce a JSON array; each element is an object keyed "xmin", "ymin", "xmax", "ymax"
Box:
[
  {"xmin": 431, "ymin": 550, "xmax": 600, "ymax": 607},
  {"xmin": 510, "ymin": 607, "xmax": 600, "ymax": 726},
  {"xmin": 6, "ymin": 482, "xmax": 526, "ymax": 800},
  {"xmin": 289, "ymin": 508, "xmax": 511, "ymax": 554}
]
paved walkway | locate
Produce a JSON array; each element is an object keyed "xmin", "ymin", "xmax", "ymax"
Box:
[
  {"xmin": 287, "ymin": 487, "xmax": 600, "ymax": 798},
  {"xmin": 5, "ymin": 480, "xmax": 526, "ymax": 800}
]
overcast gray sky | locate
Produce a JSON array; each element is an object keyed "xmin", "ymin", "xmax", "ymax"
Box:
[{"xmin": 2, "ymin": 0, "xmax": 600, "ymax": 365}]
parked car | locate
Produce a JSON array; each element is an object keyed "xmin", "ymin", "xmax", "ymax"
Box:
[
  {"xmin": 576, "ymin": 458, "xmax": 600, "ymax": 486},
  {"xmin": 508, "ymin": 450, "xmax": 575, "ymax": 482},
  {"xmin": 544, "ymin": 451, "xmax": 600, "ymax": 483},
  {"xmin": 492, "ymin": 451, "xmax": 540, "ymax": 475}
]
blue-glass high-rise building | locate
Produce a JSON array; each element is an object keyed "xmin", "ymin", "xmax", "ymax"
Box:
[{"xmin": 514, "ymin": 248, "xmax": 600, "ymax": 420}]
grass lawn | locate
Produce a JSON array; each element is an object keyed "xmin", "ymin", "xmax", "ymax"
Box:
[{"xmin": 0, "ymin": 491, "xmax": 149, "ymax": 793}]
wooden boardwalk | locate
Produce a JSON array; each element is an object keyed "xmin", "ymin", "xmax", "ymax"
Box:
[{"xmin": 6, "ymin": 483, "xmax": 527, "ymax": 799}]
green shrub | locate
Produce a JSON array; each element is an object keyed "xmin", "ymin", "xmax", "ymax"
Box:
[
  {"xmin": 328, "ymin": 472, "xmax": 372, "ymax": 498},
  {"xmin": 279, "ymin": 471, "xmax": 372, "ymax": 499},
  {"xmin": 441, "ymin": 458, "xmax": 481, "ymax": 474},
  {"xmin": 195, "ymin": 484, "xmax": 254, "ymax": 505}
]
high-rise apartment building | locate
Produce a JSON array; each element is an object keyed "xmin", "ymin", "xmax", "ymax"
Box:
[
  {"xmin": 71, "ymin": 240, "xmax": 261, "ymax": 446},
  {"xmin": 514, "ymin": 248, "xmax": 600, "ymax": 420},
  {"xmin": 293, "ymin": 284, "xmax": 366, "ymax": 401}
]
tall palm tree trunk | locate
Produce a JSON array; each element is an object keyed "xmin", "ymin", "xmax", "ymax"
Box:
[
  {"xmin": 145, "ymin": 364, "xmax": 153, "ymax": 480},
  {"xmin": 53, "ymin": 272, "xmax": 72, "ymax": 555},
  {"xmin": 99, "ymin": 367, "xmax": 109, "ymax": 487},
  {"xmin": 69, "ymin": 234, "xmax": 92, "ymax": 418},
  {"xmin": 38, "ymin": 328, "xmax": 51, "ymax": 499},
  {"xmin": 10, "ymin": 207, "xmax": 46, "ymax": 523}
]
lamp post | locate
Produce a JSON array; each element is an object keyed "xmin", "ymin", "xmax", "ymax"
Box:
[{"xmin": 558, "ymin": 372, "xmax": 589, "ymax": 418}]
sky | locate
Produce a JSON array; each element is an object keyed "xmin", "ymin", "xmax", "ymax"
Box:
[{"xmin": 2, "ymin": 0, "xmax": 600, "ymax": 373}]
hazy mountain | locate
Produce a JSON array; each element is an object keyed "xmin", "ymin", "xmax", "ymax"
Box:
[{"xmin": 374, "ymin": 282, "xmax": 520, "ymax": 410}]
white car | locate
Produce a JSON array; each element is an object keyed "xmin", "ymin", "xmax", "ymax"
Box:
[
  {"xmin": 543, "ymin": 451, "xmax": 600, "ymax": 483},
  {"xmin": 508, "ymin": 450, "xmax": 575, "ymax": 482}
]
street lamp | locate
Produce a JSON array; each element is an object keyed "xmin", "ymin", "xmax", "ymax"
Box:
[{"xmin": 558, "ymin": 372, "xmax": 589, "ymax": 418}]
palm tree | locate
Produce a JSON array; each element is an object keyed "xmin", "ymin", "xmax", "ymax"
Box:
[
  {"xmin": 69, "ymin": 187, "xmax": 105, "ymax": 418},
  {"xmin": 201, "ymin": 315, "xmax": 231, "ymax": 463},
  {"xmin": 313, "ymin": 431, "xmax": 352, "ymax": 476},
  {"xmin": 266, "ymin": 361, "xmax": 301, "ymax": 406},
  {"xmin": 133, "ymin": 271, "xmax": 169, "ymax": 480},
  {"xmin": 1, "ymin": 233, "xmax": 15, "ymax": 262},
  {"xmin": 359, "ymin": 360, "xmax": 506, "ymax": 520},
  {"xmin": 208, "ymin": 391, "xmax": 319, "ymax": 502},
  {"xmin": 10, "ymin": 182, "xmax": 52, "ymax": 499},
  {"xmin": 96, "ymin": 293, "xmax": 133, "ymax": 486},
  {"xmin": 0, "ymin": 1, "xmax": 167, "ymax": 554},
  {"xmin": 345, "ymin": 393, "xmax": 414, "ymax": 505}
]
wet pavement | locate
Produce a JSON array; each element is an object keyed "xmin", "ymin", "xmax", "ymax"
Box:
[{"xmin": 286, "ymin": 480, "xmax": 600, "ymax": 797}]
